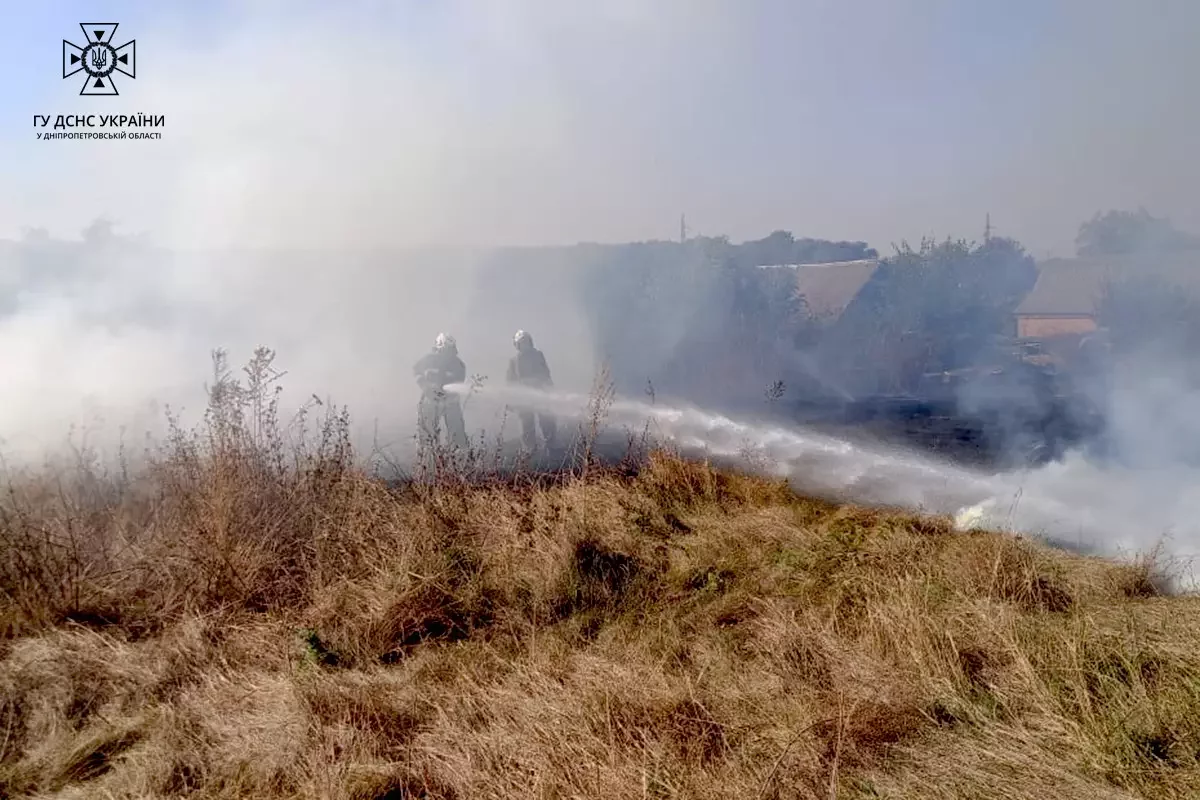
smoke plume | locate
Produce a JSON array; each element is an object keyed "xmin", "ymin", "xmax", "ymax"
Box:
[{"xmin": 3, "ymin": 2, "xmax": 1200, "ymax": 584}]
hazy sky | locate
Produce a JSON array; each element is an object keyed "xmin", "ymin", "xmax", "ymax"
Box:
[{"xmin": 4, "ymin": 0, "xmax": 1199, "ymax": 256}]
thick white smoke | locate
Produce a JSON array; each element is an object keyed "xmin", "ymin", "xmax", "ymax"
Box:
[
  {"xmin": 449, "ymin": 381, "xmax": 1200, "ymax": 589},
  {"xmin": 3, "ymin": 3, "xmax": 1200, "ymax": 587}
]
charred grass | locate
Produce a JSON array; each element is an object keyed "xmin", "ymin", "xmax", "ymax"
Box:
[{"xmin": 0, "ymin": 350, "xmax": 1197, "ymax": 799}]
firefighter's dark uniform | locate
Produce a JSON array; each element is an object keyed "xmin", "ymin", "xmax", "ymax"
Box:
[
  {"xmin": 506, "ymin": 333, "xmax": 556, "ymax": 451},
  {"xmin": 413, "ymin": 344, "xmax": 468, "ymax": 450}
]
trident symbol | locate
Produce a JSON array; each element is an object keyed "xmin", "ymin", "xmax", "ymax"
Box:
[{"xmin": 64, "ymin": 24, "xmax": 137, "ymax": 95}]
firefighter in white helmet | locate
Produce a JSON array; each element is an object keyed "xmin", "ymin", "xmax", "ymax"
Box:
[
  {"xmin": 412, "ymin": 333, "xmax": 469, "ymax": 451},
  {"xmin": 506, "ymin": 329, "xmax": 556, "ymax": 451}
]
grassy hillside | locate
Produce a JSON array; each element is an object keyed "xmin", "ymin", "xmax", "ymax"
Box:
[{"xmin": 1, "ymin": 358, "xmax": 1198, "ymax": 799}]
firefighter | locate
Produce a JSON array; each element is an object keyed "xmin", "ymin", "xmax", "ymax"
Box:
[
  {"xmin": 413, "ymin": 333, "xmax": 469, "ymax": 451},
  {"xmin": 506, "ymin": 329, "xmax": 557, "ymax": 451}
]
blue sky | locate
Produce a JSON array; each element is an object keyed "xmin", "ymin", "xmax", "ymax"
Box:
[{"xmin": 3, "ymin": 1, "xmax": 1199, "ymax": 255}]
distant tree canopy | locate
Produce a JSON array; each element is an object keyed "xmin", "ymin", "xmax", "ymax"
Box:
[
  {"xmin": 569, "ymin": 230, "xmax": 863, "ymax": 399},
  {"xmin": 1096, "ymin": 275, "xmax": 1200, "ymax": 357},
  {"xmin": 697, "ymin": 229, "xmax": 878, "ymax": 268},
  {"xmin": 82, "ymin": 218, "xmax": 117, "ymax": 245},
  {"xmin": 1075, "ymin": 208, "xmax": 1200, "ymax": 257},
  {"xmin": 845, "ymin": 235, "xmax": 1038, "ymax": 389}
]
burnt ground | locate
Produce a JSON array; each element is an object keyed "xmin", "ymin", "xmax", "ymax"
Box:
[{"xmin": 784, "ymin": 396, "xmax": 1103, "ymax": 470}]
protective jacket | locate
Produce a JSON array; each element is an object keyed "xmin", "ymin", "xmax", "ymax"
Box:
[
  {"xmin": 413, "ymin": 348, "xmax": 468, "ymax": 452},
  {"xmin": 414, "ymin": 350, "xmax": 466, "ymax": 393},
  {"xmin": 506, "ymin": 348, "xmax": 553, "ymax": 388}
]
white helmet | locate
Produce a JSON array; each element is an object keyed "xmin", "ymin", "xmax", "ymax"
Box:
[
  {"xmin": 513, "ymin": 329, "xmax": 532, "ymax": 349},
  {"xmin": 434, "ymin": 332, "xmax": 456, "ymax": 353}
]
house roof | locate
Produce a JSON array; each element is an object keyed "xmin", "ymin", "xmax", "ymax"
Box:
[
  {"xmin": 1015, "ymin": 252, "xmax": 1200, "ymax": 316},
  {"xmin": 787, "ymin": 259, "xmax": 879, "ymax": 320}
]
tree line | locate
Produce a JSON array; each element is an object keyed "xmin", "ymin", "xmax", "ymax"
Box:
[
  {"xmin": 568, "ymin": 208, "xmax": 1200, "ymax": 402},
  {"xmin": 4, "ymin": 208, "xmax": 1198, "ymax": 406}
]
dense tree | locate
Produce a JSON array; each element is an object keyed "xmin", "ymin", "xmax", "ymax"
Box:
[
  {"xmin": 1096, "ymin": 275, "xmax": 1200, "ymax": 357},
  {"xmin": 1075, "ymin": 208, "xmax": 1200, "ymax": 257},
  {"xmin": 563, "ymin": 231, "xmax": 871, "ymax": 393},
  {"xmin": 726, "ymin": 229, "xmax": 878, "ymax": 268},
  {"xmin": 845, "ymin": 235, "xmax": 1037, "ymax": 390},
  {"xmin": 546, "ymin": 232, "xmax": 858, "ymax": 403},
  {"xmin": 82, "ymin": 217, "xmax": 117, "ymax": 246}
]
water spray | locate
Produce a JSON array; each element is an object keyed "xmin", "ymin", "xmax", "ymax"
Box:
[{"xmin": 444, "ymin": 380, "xmax": 1200, "ymax": 588}]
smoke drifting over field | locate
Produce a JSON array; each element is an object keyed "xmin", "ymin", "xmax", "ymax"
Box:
[
  {"xmin": 4, "ymin": 3, "xmax": 1200, "ymax": 580},
  {"xmin": 450, "ymin": 380, "xmax": 1200, "ymax": 588}
]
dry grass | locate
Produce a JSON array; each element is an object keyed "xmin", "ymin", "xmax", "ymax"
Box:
[{"xmin": 1, "ymin": 350, "xmax": 1198, "ymax": 799}]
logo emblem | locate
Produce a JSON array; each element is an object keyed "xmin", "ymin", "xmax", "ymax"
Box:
[{"xmin": 63, "ymin": 23, "xmax": 136, "ymax": 96}]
